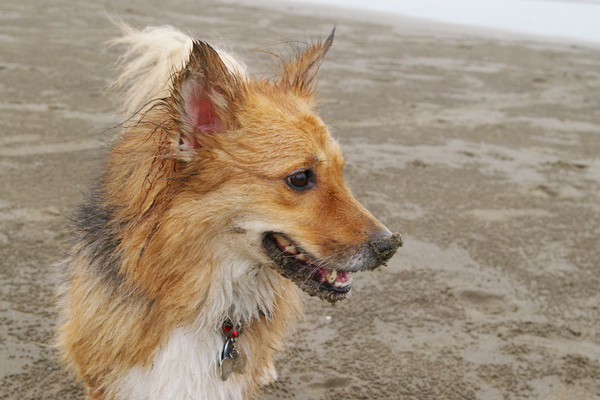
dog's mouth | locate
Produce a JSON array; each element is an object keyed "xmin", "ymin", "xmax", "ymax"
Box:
[{"xmin": 263, "ymin": 232, "xmax": 352, "ymax": 303}]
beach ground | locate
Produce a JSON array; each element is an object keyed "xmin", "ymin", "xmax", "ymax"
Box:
[{"xmin": 1, "ymin": 1, "xmax": 600, "ymax": 399}]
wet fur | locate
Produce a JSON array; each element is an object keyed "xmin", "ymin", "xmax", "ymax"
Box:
[{"xmin": 57, "ymin": 25, "xmax": 396, "ymax": 400}]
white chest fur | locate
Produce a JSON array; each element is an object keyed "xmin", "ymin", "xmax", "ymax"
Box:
[
  {"xmin": 114, "ymin": 262, "xmax": 281, "ymax": 400},
  {"xmin": 116, "ymin": 327, "xmax": 249, "ymax": 400}
]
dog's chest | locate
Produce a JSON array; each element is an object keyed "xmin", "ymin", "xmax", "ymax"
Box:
[
  {"xmin": 114, "ymin": 267, "xmax": 280, "ymax": 400},
  {"xmin": 116, "ymin": 327, "xmax": 249, "ymax": 400}
]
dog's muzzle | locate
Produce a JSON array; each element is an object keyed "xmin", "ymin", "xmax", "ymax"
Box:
[{"xmin": 263, "ymin": 230, "xmax": 402, "ymax": 303}]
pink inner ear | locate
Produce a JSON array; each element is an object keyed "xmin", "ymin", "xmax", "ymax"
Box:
[{"xmin": 185, "ymin": 87, "xmax": 222, "ymax": 134}]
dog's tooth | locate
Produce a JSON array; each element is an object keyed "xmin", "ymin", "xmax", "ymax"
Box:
[
  {"xmin": 273, "ymin": 234, "xmax": 291, "ymax": 247},
  {"xmin": 296, "ymin": 253, "xmax": 307, "ymax": 261},
  {"xmin": 334, "ymin": 278, "xmax": 352, "ymax": 288},
  {"xmin": 326, "ymin": 270, "xmax": 337, "ymax": 284},
  {"xmin": 285, "ymin": 245, "xmax": 298, "ymax": 255}
]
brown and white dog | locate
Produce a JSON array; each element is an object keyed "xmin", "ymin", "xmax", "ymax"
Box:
[{"xmin": 57, "ymin": 25, "xmax": 402, "ymax": 400}]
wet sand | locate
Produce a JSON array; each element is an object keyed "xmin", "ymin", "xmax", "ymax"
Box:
[{"xmin": 1, "ymin": 1, "xmax": 600, "ymax": 399}]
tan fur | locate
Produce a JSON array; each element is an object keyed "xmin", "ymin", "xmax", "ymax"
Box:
[{"xmin": 57, "ymin": 26, "xmax": 398, "ymax": 400}]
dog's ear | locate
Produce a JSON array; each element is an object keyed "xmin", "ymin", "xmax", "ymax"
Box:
[
  {"xmin": 278, "ymin": 29, "xmax": 334, "ymax": 96},
  {"xmin": 171, "ymin": 41, "xmax": 242, "ymax": 152}
]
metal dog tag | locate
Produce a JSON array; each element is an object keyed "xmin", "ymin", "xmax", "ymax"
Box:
[{"xmin": 219, "ymin": 338, "xmax": 247, "ymax": 381}]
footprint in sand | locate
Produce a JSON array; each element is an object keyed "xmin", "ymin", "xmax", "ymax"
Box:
[{"xmin": 455, "ymin": 289, "xmax": 518, "ymax": 315}]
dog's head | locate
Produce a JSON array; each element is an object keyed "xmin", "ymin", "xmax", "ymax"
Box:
[{"xmin": 145, "ymin": 31, "xmax": 401, "ymax": 303}]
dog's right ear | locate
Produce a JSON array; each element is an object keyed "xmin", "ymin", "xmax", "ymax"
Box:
[{"xmin": 170, "ymin": 41, "xmax": 242, "ymax": 156}]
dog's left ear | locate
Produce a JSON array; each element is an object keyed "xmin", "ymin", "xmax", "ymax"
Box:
[
  {"xmin": 171, "ymin": 41, "xmax": 242, "ymax": 153},
  {"xmin": 278, "ymin": 29, "xmax": 335, "ymax": 96}
]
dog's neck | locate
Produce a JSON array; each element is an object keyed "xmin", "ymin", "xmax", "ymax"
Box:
[{"xmin": 207, "ymin": 257, "xmax": 280, "ymax": 330}]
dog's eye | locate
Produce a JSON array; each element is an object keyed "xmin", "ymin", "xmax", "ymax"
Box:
[{"xmin": 286, "ymin": 170, "xmax": 315, "ymax": 191}]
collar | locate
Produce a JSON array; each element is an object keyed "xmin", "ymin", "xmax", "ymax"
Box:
[
  {"xmin": 221, "ymin": 309, "xmax": 267, "ymax": 338},
  {"xmin": 221, "ymin": 319, "xmax": 243, "ymax": 339}
]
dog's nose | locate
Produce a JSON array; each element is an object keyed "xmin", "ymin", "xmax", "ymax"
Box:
[{"xmin": 369, "ymin": 232, "xmax": 403, "ymax": 265}]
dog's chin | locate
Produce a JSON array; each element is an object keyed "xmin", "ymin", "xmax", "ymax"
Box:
[{"xmin": 262, "ymin": 232, "xmax": 353, "ymax": 304}]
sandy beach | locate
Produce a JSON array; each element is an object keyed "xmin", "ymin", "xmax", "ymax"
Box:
[{"xmin": 1, "ymin": 0, "xmax": 600, "ymax": 399}]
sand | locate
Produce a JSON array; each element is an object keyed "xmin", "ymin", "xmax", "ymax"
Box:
[{"xmin": 1, "ymin": 0, "xmax": 600, "ymax": 399}]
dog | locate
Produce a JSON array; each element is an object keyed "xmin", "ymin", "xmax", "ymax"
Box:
[{"xmin": 57, "ymin": 24, "xmax": 402, "ymax": 400}]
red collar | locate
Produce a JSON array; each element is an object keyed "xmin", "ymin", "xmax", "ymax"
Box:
[{"xmin": 221, "ymin": 319, "xmax": 243, "ymax": 339}]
